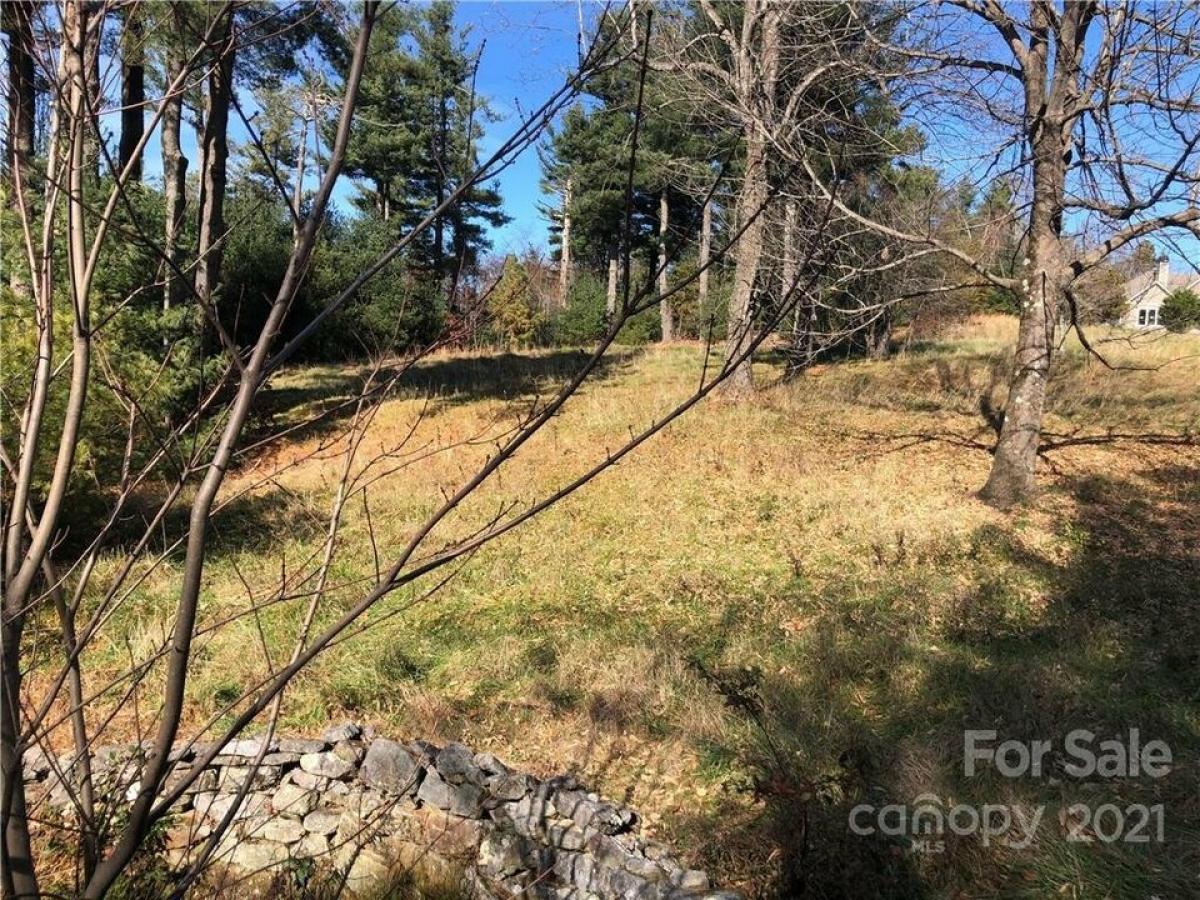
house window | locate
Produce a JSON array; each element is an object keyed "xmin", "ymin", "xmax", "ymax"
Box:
[
  {"xmin": 1139, "ymin": 309, "xmax": 1147, "ymax": 325},
  {"xmin": 1147, "ymin": 308, "xmax": 1158, "ymax": 325}
]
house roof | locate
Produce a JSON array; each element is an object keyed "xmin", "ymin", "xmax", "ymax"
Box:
[{"xmin": 1124, "ymin": 266, "xmax": 1200, "ymax": 301}]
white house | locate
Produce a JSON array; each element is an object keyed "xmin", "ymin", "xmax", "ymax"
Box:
[{"xmin": 1120, "ymin": 255, "xmax": 1200, "ymax": 328}]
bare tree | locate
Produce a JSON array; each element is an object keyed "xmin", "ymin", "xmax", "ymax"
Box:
[
  {"xmin": 3, "ymin": 0, "xmax": 35, "ymax": 184},
  {"xmin": 651, "ymin": 2, "xmax": 892, "ymax": 394},
  {"xmin": 3, "ymin": 0, "xmax": 36, "ymax": 298},
  {"xmin": 160, "ymin": 2, "xmax": 188, "ymax": 318},
  {"xmin": 193, "ymin": 4, "xmax": 235, "ymax": 310},
  {"xmin": 799, "ymin": 1, "xmax": 1200, "ymax": 507}
]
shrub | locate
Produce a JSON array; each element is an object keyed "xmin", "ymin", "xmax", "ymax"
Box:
[
  {"xmin": 1160, "ymin": 288, "xmax": 1200, "ymax": 332},
  {"xmin": 538, "ymin": 270, "xmax": 663, "ymax": 347},
  {"xmin": 487, "ymin": 256, "xmax": 540, "ymax": 347},
  {"xmin": 303, "ymin": 215, "xmax": 446, "ymax": 359}
]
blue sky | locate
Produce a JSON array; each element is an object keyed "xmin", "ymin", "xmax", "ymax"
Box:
[{"xmin": 453, "ymin": 2, "xmax": 587, "ymax": 253}]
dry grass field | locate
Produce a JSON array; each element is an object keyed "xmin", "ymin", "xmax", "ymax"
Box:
[{"xmin": 69, "ymin": 316, "xmax": 1200, "ymax": 898}]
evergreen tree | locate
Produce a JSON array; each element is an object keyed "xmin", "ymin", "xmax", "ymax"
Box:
[
  {"xmin": 489, "ymin": 255, "xmax": 538, "ymax": 346},
  {"xmin": 338, "ymin": 1, "xmax": 507, "ymax": 283}
]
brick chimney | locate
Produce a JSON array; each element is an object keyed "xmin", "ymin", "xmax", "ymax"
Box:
[{"xmin": 1157, "ymin": 254, "xmax": 1170, "ymax": 285}]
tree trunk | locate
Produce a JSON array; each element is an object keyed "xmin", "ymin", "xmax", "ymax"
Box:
[
  {"xmin": 194, "ymin": 9, "xmax": 234, "ymax": 307},
  {"xmin": 979, "ymin": 12, "xmax": 1069, "ymax": 509},
  {"xmin": 606, "ymin": 248, "xmax": 618, "ymax": 318},
  {"xmin": 866, "ymin": 308, "xmax": 891, "ymax": 360},
  {"xmin": 721, "ymin": 0, "xmax": 778, "ymax": 396},
  {"xmin": 722, "ymin": 135, "xmax": 767, "ymax": 395},
  {"xmin": 658, "ymin": 191, "xmax": 674, "ymax": 341},
  {"xmin": 782, "ymin": 198, "xmax": 798, "ymax": 336},
  {"xmin": 3, "ymin": 0, "xmax": 35, "ymax": 183},
  {"xmin": 1, "ymin": 604, "xmax": 35, "ymax": 897},
  {"xmin": 1, "ymin": 611, "xmax": 37, "ymax": 897},
  {"xmin": 558, "ymin": 176, "xmax": 572, "ymax": 308},
  {"xmin": 4, "ymin": 0, "xmax": 35, "ymax": 295},
  {"xmin": 291, "ymin": 111, "xmax": 308, "ymax": 243},
  {"xmin": 85, "ymin": 12, "xmax": 101, "ymax": 177},
  {"xmin": 161, "ymin": 17, "xmax": 188, "ymax": 321},
  {"xmin": 978, "ymin": 223, "xmax": 1062, "ymax": 508},
  {"xmin": 118, "ymin": 9, "xmax": 145, "ymax": 182},
  {"xmin": 698, "ymin": 197, "xmax": 711, "ymax": 311}
]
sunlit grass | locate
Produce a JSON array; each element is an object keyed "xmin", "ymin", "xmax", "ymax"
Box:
[{"xmin": 59, "ymin": 317, "xmax": 1200, "ymax": 896}]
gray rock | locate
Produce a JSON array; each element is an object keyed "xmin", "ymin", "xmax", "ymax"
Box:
[
  {"xmin": 474, "ymin": 752, "xmax": 512, "ymax": 778},
  {"xmin": 333, "ymin": 739, "xmax": 366, "ymax": 765},
  {"xmin": 279, "ymin": 737, "xmax": 328, "ymax": 754},
  {"xmin": 227, "ymin": 839, "xmax": 290, "ymax": 871},
  {"xmin": 257, "ymin": 817, "xmax": 306, "ymax": 844},
  {"xmin": 271, "ymin": 782, "xmax": 318, "ymax": 816},
  {"xmin": 361, "ymin": 738, "xmax": 422, "ymax": 795},
  {"xmin": 555, "ymin": 851, "xmax": 594, "ymax": 889},
  {"xmin": 549, "ymin": 822, "xmax": 588, "ymax": 851},
  {"xmin": 408, "ymin": 739, "xmax": 441, "ymax": 767},
  {"xmin": 294, "ymin": 832, "xmax": 330, "ymax": 859},
  {"xmin": 217, "ymin": 738, "xmax": 278, "ymax": 759},
  {"xmin": 494, "ymin": 792, "xmax": 556, "ymax": 838},
  {"xmin": 286, "ymin": 768, "xmax": 326, "ymax": 790},
  {"xmin": 556, "ymin": 789, "xmax": 636, "ymax": 835},
  {"xmin": 164, "ymin": 766, "xmax": 218, "ymax": 796},
  {"xmin": 216, "ymin": 764, "xmax": 280, "ymax": 791},
  {"xmin": 623, "ymin": 852, "xmax": 668, "ymax": 881},
  {"xmin": 194, "ymin": 791, "xmax": 267, "ymax": 823},
  {"xmin": 321, "ymin": 722, "xmax": 362, "ymax": 743},
  {"xmin": 489, "ymin": 772, "xmax": 531, "ymax": 802},
  {"xmin": 21, "ymin": 746, "xmax": 52, "ymax": 782},
  {"xmin": 261, "ymin": 751, "xmax": 301, "ymax": 766},
  {"xmin": 436, "ymin": 742, "xmax": 483, "ymax": 785},
  {"xmin": 345, "ymin": 846, "xmax": 391, "ymax": 894},
  {"xmin": 299, "ymin": 751, "xmax": 354, "ymax": 780},
  {"xmin": 418, "ymin": 768, "xmax": 484, "ymax": 818},
  {"xmin": 302, "ymin": 807, "xmax": 341, "ymax": 835},
  {"xmin": 675, "ymin": 870, "xmax": 710, "ymax": 891},
  {"xmin": 478, "ymin": 831, "xmax": 533, "ymax": 879}
]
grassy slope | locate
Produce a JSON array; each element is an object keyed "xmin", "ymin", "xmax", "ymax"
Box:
[{"xmin": 83, "ymin": 317, "xmax": 1199, "ymax": 898}]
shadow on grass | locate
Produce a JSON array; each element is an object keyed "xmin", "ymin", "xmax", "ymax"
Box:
[
  {"xmin": 255, "ymin": 348, "xmax": 631, "ymax": 434},
  {"xmin": 669, "ymin": 460, "xmax": 1200, "ymax": 898},
  {"xmin": 85, "ymin": 349, "xmax": 632, "ymax": 560}
]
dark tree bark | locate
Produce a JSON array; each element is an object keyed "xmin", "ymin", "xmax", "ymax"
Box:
[
  {"xmin": 4, "ymin": 0, "xmax": 35, "ymax": 295},
  {"xmin": 118, "ymin": 9, "xmax": 145, "ymax": 181},
  {"xmin": 865, "ymin": 309, "xmax": 892, "ymax": 360},
  {"xmin": 3, "ymin": 0, "xmax": 35, "ymax": 183},
  {"xmin": 193, "ymin": 8, "xmax": 235, "ymax": 306},
  {"xmin": 161, "ymin": 7, "xmax": 188, "ymax": 318}
]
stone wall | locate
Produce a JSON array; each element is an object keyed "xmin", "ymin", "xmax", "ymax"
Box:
[{"xmin": 23, "ymin": 724, "xmax": 735, "ymax": 899}]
